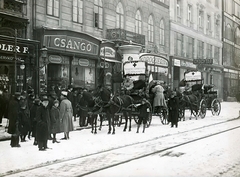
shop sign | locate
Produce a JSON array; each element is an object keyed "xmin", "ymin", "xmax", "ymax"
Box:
[
  {"xmin": 44, "ymin": 35, "xmax": 99, "ymax": 56},
  {"xmin": 139, "ymin": 55, "xmax": 168, "ymax": 67},
  {"xmin": 181, "ymin": 60, "xmax": 196, "ymax": 68},
  {"xmin": 0, "ymin": 43, "xmax": 29, "ymax": 54},
  {"xmin": 49, "ymin": 55, "xmax": 62, "ymax": 64},
  {"xmin": 100, "ymin": 47, "xmax": 116, "ymax": 58},
  {"xmin": 193, "ymin": 59, "xmax": 213, "ymax": 64},
  {"xmin": 79, "ymin": 59, "xmax": 89, "ymax": 66},
  {"xmin": 174, "ymin": 59, "xmax": 181, "ymax": 66}
]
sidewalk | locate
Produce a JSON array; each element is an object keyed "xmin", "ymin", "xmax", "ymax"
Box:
[{"xmin": 0, "ymin": 116, "xmax": 92, "ymax": 141}]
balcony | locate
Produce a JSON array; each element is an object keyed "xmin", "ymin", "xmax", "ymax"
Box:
[{"xmin": 106, "ymin": 28, "xmax": 145, "ymax": 45}]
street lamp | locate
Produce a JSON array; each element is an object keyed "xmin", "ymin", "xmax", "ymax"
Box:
[
  {"xmin": 40, "ymin": 47, "xmax": 48, "ymax": 67},
  {"xmin": 39, "ymin": 47, "xmax": 48, "ymax": 95}
]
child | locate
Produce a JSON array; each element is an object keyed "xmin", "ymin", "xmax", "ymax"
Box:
[{"xmin": 50, "ymin": 99, "xmax": 61, "ymax": 143}]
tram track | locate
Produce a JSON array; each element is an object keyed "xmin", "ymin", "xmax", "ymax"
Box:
[{"xmin": 3, "ymin": 117, "xmax": 240, "ymax": 177}]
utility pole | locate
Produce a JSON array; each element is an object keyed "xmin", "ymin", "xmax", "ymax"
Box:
[{"xmin": 14, "ymin": 29, "xmax": 17, "ymax": 94}]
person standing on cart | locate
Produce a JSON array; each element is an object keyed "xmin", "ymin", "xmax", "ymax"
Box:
[{"xmin": 151, "ymin": 81, "xmax": 167, "ymax": 114}]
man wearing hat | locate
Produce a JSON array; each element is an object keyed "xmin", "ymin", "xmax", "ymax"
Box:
[
  {"xmin": 59, "ymin": 91, "xmax": 74, "ymax": 140},
  {"xmin": 7, "ymin": 93, "xmax": 22, "ymax": 147},
  {"xmin": 30, "ymin": 97, "xmax": 41, "ymax": 145},
  {"xmin": 36, "ymin": 95, "xmax": 51, "ymax": 151}
]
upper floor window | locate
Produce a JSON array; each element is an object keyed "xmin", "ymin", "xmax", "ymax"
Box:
[
  {"xmin": 207, "ymin": 44, "xmax": 213, "ymax": 58},
  {"xmin": 94, "ymin": 0, "xmax": 103, "ymax": 29},
  {"xmin": 225, "ymin": 0, "xmax": 232, "ymax": 14},
  {"xmin": 73, "ymin": 0, "xmax": 83, "ymax": 24},
  {"xmin": 207, "ymin": 15, "xmax": 211, "ymax": 30},
  {"xmin": 225, "ymin": 24, "xmax": 233, "ymax": 41},
  {"xmin": 148, "ymin": 15, "xmax": 154, "ymax": 43},
  {"xmin": 215, "ymin": 19, "xmax": 220, "ymax": 38},
  {"xmin": 159, "ymin": 19, "xmax": 165, "ymax": 45},
  {"xmin": 198, "ymin": 10, "xmax": 204, "ymax": 28},
  {"xmin": 176, "ymin": 0, "xmax": 182, "ymax": 23},
  {"xmin": 135, "ymin": 10, "xmax": 142, "ymax": 34},
  {"xmin": 197, "ymin": 40, "xmax": 204, "ymax": 58},
  {"xmin": 215, "ymin": 0, "xmax": 219, "ymax": 8},
  {"xmin": 187, "ymin": 4, "xmax": 192, "ymax": 22},
  {"xmin": 47, "ymin": 0, "xmax": 59, "ymax": 17},
  {"xmin": 235, "ymin": 27, "xmax": 240, "ymax": 45},
  {"xmin": 116, "ymin": 2, "xmax": 124, "ymax": 28},
  {"xmin": 234, "ymin": 2, "xmax": 240, "ymax": 18}
]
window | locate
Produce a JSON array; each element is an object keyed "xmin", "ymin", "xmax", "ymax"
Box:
[
  {"xmin": 226, "ymin": 24, "xmax": 233, "ymax": 41},
  {"xmin": 94, "ymin": 0, "xmax": 103, "ymax": 29},
  {"xmin": 47, "ymin": 0, "xmax": 59, "ymax": 17},
  {"xmin": 148, "ymin": 15, "xmax": 154, "ymax": 43},
  {"xmin": 225, "ymin": 0, "xmax": 232, "ymax": 14},
  {"xmin": 207, "ymin": 15, "xmax": 211, "ymax": 30},
  {"xmin": 174, "ymin": 32, "xmax": 183, "ymax": 56},
  {"xmin": 198, "ymin": 10, "xmax": 204, "ymax": 29},
  {"xmin": 135, "ymin": 10, "xmax": 142, "ymax": 34},
  {"xmin": 214, "ymin": 46, "xmax": 220, "ymax": 64},
  {"xmin": 234, "ymin": 2, "xmax": 240, "ymax": 17},
  {"xmin": 235, "ymin": 27, "xmax": 240, "ymax": 45},
  {"xmin": 73, "ymin": 0, "xmax": 83, "ymax": 23},
  {"xmin": 197, "ymin": 40, "xmax": 204, "ymax": 58},
  {"xmin": 159, "ymin": 20, "xmax": 164, "ymax": 45},
  {"xmin": 215, "ymin": 0, "xmax": 219, "ymax": 8},
  {"xmin": 116, "ymin": 2, "xmax": 124, "ymax": 28},
  {"xmin": 187, "ymin": 4, "xmax": 192, "ymax": 22},
  {"xmin": 176, "ymin": 0, "xmax": 181, "ymax": 22},
  {"xmin": 207, "ymin": 44, "xmax": 213, "ymax": 58},
  {"xmin": 187, "ymin": 36, "xmax": 194, "ymax": 58},
  {"xmin": 215, "ymin": 19, "xmax": 220, "ymax": 38}
]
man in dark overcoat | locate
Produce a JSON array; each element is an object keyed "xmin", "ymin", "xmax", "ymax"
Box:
[
  {"xmin": 36, "ymin": 95, "xmax": 51, "ymax": 151},
  {"xmin": 7, "ymin": 93, "xmax": 21, "ymax": 147},
  {"xmin": 168, "ymin": 91, "xmax": 179, "ymax": 128}
]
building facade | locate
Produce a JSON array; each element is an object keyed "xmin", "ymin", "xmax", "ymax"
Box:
[
  {"xmin": 0, "ymin": 0, "xmax": 39, "ymax": 94},
  {"xmin": 32, "ymin": 0, "xmax": 170, "ymax": 94},
  {"xmin": 222, "ymin": 0, "xmax": 240, "ymax": 100},
  {"xmin": 169, "ymin": 0, "xmax": 223, "ymax": 100}
]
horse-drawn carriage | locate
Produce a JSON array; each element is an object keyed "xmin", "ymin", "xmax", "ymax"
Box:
[{"xmin": 178, "ymin": 70, "xmax": 221, "ymax": 120}]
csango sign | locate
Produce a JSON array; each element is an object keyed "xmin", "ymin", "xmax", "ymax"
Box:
[{"xmin": 43, "ymin": 35, "xmax": 99, "ymax": 56}]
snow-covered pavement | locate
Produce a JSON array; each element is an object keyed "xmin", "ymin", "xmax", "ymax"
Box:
[{"xmin": 0, "ymin": 102, "xmax": 240, "ymax": 177}]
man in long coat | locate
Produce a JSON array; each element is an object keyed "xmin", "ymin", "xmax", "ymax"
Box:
[
  {"xmin": 60, "ymin": 91, "xmax": 74, "ymax": 140},
  {"xmin": 36, "ymin": 95, "xmax": 51, "ymax": 151},
  {"xmin": 7, "ymin": 93, "xmax": 21, "ymax": 147},
  {"xmin": 168, "ymin": 91, "xmax": 179, "ymax": 128}
]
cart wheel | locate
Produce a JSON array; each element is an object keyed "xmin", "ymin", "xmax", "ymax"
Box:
[
  {"xmin": 211, "ymin": 99, "xmax": 221, "ymax": 116},
  {"xmin": 199, "ymin": 99, "xmax": 207, "ymax": 118},
  {"xmin": 159, "ymin": 107, "xmax": 168, "ymax": 125},
  {"xmin": 146, "ymin": 101, "xmax": 152, "ymax": 127}
]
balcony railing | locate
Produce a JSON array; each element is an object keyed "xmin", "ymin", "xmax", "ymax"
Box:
[{"xmin": 106, "ymin": 28, "xmax": 145, "ymax": 45}]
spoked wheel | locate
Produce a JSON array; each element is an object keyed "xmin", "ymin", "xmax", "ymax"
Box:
[
  {"xmin": 159, "ymin": 108, "xmax": 168, "ymax": 125},
  {"xmin": 211, "ymin": 99, "xmax": 221, "ymax": 116},
  {"xmin": 146, "ymin": 101, "xmax": 152, "ymax": 127},
  {"xmin": 199, "ymin": 99, "xmax": 207, "ymax": 118}
]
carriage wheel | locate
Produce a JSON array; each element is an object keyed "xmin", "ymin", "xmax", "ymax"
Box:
[
  {"xmin": 211, "ymin": 99, "xmax": 221, "ymax": 116},
  {"xmin": 146, "ymin": 101, "xmax": 152, "ymax": 128},
  {"xmin": 199, "ymin": 99, "xmax": 207, "ymax": 118},
  {"xmin": 159, "ymin": 108, "xmax": 168, "ymax": 125}
]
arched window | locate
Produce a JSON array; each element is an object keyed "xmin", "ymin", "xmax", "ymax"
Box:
[
  {"xmin": 135, "ymin": 10, "xmax": 142, "ymax": 34},
  {"xmin": 226, "ymin": 24, "xmax": 233, "ymax": 41},
  {"xmin": 116, "ymin": 2, "xmax": 124, "ymax": 28},
  {"xmin": 94, "ymin": 0, "xmax": 103, "ymax": 29},
  {"xmin": 148, "ymin": 15, "xmax": 154, "ymax": 42},
  {"xmin": 235, "ymin": 27, "xmax": 240, "ymax": 45},
  {"xmin": 160, "ymin": 19, "xmax": 165, "ymax": 45}
]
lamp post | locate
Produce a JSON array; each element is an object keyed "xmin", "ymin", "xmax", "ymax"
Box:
[{"xmin": 39, "ymin": 47, "xmax": 48, "ymax": 96}]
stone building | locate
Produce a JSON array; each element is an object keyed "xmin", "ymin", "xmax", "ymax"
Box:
[
  {"xmin": 169, "ymin": 0, "xmax": 223, "ymax": 99},
  {"xmin": 222, "ymin": 0, "xmax": 240, "ymax": 100},
  {"xmin": 32, "ymin": 0, "xmax": 170, "ymax": 94}
]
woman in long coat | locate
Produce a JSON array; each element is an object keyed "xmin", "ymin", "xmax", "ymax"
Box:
[
  {"xmin": 30, "ymin": 98, "xmax": 41, "ymax": 145},
  {"xmin": 59, "ymin": 91, "xmax": 74, "ymax": 140},
  {"xmin": 7, "ymin": 93, "xmax": 21, "ymax": 147},
  {"xmin": 151, "ymin": 82, "xmax": 167, "ymax": 114},
  {"xmin": 168, "ymin": 91, "xmax": 179, "ymax": 128}
]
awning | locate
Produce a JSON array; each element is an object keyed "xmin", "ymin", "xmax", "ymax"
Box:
[{"xmin": 101, "ymin": 57, "xmax": 122, "ymax": 63}]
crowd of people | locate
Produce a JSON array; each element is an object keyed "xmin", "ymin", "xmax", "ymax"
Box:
[{"xmin": 0, "ymin": 84, "xmax": 90, "ymax": 151}]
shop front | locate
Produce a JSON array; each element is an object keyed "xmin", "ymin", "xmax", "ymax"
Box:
[
  {"xmin": 0, "ymin": 35, "xmax": 39, "ymax": 94},
  {"xmin": 99, "ymin": 41, "xmax": 122, "ymax": 93},
  {"xmin": 34, "ymin": 29, "xmax": 101, "ymax": 94}
]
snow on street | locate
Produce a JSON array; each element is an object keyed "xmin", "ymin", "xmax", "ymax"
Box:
[{"xmin": 0, "ymin": 102, "xmax": 240, "ymax": 177}]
